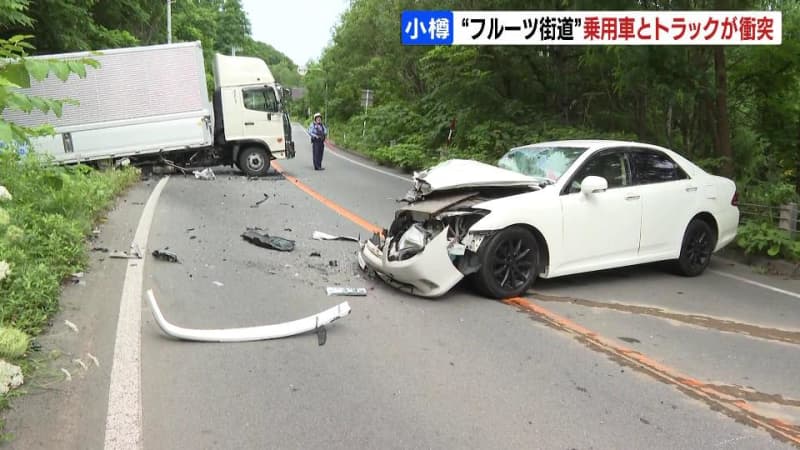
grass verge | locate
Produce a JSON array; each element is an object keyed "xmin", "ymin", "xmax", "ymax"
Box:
[{"xmin": 0, "ymin": 150, "xmax": 139, "ymax": 432}]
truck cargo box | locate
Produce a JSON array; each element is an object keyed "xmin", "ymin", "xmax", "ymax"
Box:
[{"xmin": 2, "ymin": 42, "xmax": 213, "ymax": 163}]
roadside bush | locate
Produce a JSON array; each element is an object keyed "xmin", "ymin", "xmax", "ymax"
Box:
[
  {"xmin": 736, "ymin": 220, "xmax": 800, "ymax": 261},
  {"xmin": 0, "ymin": 151, "xmax": 138, "ymax": 336},
  {"xmin": 371, "ymin": 143, "xmax": 436, "ymax": 171}
]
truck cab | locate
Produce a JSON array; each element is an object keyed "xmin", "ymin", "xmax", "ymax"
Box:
[{"xmin": 212, "ymin": 53, "xmax": 295, "ymax": 176}]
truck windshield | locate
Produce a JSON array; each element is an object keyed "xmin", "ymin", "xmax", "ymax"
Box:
[{"xmin": 498, "ymin": 146, "xmax": 588, "ymax": 181}]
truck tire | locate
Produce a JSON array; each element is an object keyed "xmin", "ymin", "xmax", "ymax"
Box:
[{"xmin": 238, "ymin": 146, "xmax": 270, "ymax": 177}]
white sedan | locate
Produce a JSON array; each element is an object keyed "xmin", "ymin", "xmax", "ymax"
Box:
[{"xmin": 358, "ymin": 140, "xmax": 740, "ymax": 299}]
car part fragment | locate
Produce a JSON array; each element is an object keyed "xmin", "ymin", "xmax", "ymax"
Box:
[
  {"xmin": 326, "ymin": 287, "xmax": 367, "ymax": 296},
  {"xmin": 152, "ymin": 249, "xmax": 179, "ymax": 263},
  {"xmin": 312, "ymin": 231, "xmax": 359, "ymax": 242},
  {"xmin": 241, "ymin": 229, "xmax": 295, "ymax": 251},
  {"xmin": 145, "ymin": 289, "xmax": 351, "ymax": 342}
]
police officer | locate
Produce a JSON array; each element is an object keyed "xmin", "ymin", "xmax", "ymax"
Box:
[{"xmin": 308, "ymin": 112, "xmax": 328, "ymax": 170}]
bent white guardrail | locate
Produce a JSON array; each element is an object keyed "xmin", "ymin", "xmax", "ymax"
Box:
[{"xmin": 145, "ymin": 289, "xmax": 351, "ymax": 342}]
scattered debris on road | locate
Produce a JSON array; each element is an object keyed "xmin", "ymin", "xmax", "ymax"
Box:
[
  {"xmin": 152, "ymin": 248, "xmax": 179, "ymax": 263},
  {"xmin": 312, "ymin": 231, "xmax": 359, "ymax": 242},
  {"xmin": 145, "ymin": 289, "xmax": 352, "ymax": 342},
  {"xmin": 110, "ymin": 243, "xmax": 143, "ymax": 259},
  {"xmin": 87, "ymin": 353, "xmax": 99, "ymax": 367},
  {"xmin": 316, "ymin": 325, "xmax": 327, "ymax": 346},
  {"xmin": 193, "ymin": 168, "xmax": 216, "ymax": 180},
  {"xmin": 250, "ymin": 193, "xmax": 270, "ymax": 208},
  {"xmin": 326, "ymin": 287, "xmax": 367, "ymax": 296},
  {"xmin": 329, "ymin": 260, "xmax": 339, "ymax": 267},
  {"xmin": 73, "ymin": 358, "xmax": 88, "ymax": 371},
  {"xmin": 213, "ymin": 281, "xmax": 224, "ymax": 287},
  {"xmin": 60, "ymin": 368, "xmax": 72, "ymax": 382},
  {"xmin": 242, "ymin": 228, "xmax": 295, "ymax": 252},
  {"xmin": 186, "ymin": 227, "xmax": 196, "ymax": 232},
  {"xmin": 91, "ymin": 247, "xmax": 109, "ymax": 253},
  {"xmin": 310, "ymin": 251, "xmax": 321, "ymax": 257},
  {"xmin": 64, "ymin": 320, "xmax": 79, "ymax": 333},
  {"xmin": 69, "ymin": 272, "xmax": 84, "ymax": 285}
]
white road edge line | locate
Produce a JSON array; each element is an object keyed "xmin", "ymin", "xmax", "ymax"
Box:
[
  {"xmin": 104, "ymin": 176, "xmax": 169, "ymax": 450},
  {"xmin": 709, "ymin": 269, "xmax": 800, "ymax": 300},
  {"xmin": 294, "ymin": 124, "xmax": 412, "ymax": 182}
]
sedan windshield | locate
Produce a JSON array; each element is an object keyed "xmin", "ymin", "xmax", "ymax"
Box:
[{"xmin": 498, "ymin": 146, "xmax": 588, "ymax": 181}]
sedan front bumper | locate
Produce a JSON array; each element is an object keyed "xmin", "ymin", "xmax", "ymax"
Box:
[{"xmin": 358, "ymin": 229, "xmax": 465, "ymax": 298}]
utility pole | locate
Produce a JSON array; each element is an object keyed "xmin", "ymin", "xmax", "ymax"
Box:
[{"xmin": 166, "ymin": 0, "xmax": 172, "ymax": 44}]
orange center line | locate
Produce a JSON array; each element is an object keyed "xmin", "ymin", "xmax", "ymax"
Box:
[
  {"xmin": 272, "ymin": 161, "xmax": 383, "ymax": 236},
  {"xmin": 504, "ymin": 296, "xmax": 800, "ymax": 444},
  {"xmin": 272, "ymin": 159, "xmax": 799, "ymax": 445}
]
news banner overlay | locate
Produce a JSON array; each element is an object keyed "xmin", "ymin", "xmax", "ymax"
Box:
[{"xmin": 402, "ymin": 11, "xmax": 782, "ymax": 45}]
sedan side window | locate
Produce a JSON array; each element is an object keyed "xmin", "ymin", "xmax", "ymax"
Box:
[
  {"xmin": 568, "ymin": 152, "xmax": 629, "ymax": 194},
  {"xmin": 630, "ymin": 151, "xmax": 688, "ymax": 184}
]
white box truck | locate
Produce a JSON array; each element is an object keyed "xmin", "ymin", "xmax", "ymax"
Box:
[{"xmin": 1, "ymin": 41, "xmax": 295, "ymax": 176}]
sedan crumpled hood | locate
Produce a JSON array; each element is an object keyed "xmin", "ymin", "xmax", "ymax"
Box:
[{"xmin": 407, "ymin": 159, "xmax": 544, "ymax": 201}]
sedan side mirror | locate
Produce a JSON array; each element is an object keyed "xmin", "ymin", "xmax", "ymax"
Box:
[{"xmin": 581, "ymin": 176, "xmax": 608, "ymax": 195}]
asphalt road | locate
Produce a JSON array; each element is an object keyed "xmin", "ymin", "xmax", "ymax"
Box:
[{"xmin": 4, "ymin": 123, "xmax": 799, "ymax": 449}]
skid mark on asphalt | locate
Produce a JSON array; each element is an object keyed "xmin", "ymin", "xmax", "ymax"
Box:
[
  {"xmin": 271, "ymin": 159, "xmax": 800, "ymax": 446},
  {"xmin": 504, "ymin": 296, "xmax": 800, "ymax": 446},
  {"xmin": 530, "ymin": 292, "xmax": 800, "ymax": 346}
]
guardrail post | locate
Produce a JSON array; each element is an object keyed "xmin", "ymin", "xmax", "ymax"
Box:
[{"xmin": 778, "ymin": 202, "xmax": 798, "ymax": 235}]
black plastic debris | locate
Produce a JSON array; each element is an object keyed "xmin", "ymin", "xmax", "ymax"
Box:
[
  {"xmin": 91, "ymin": 247, "xmax": 109, "ymax": 253},
  {"xmin": 328, "ymin": 260, "xmax": 339, "ymax": 267},
  {"xmin": 309, "ymin": 251, "xmax": 321, "ymax": 257},
  {"xmin": 152, "ymin": 249, "xmax": 179, "ymax": 263},
  {"xmin": 241, "ymin": 229, "xmax": 295, "ymax": 252},
  {"xmin": 316, "ymin": 325, "xmax": 327, "ymax": 346},
  {"xmin": 250, "ymin": 193, "xmax": 269, "ymax": 208}
]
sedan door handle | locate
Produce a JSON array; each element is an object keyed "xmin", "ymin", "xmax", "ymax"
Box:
[
  {"xmin": 625, "ymin": 194, "xmax": 640, "ymax": 201},
  {"xmin": 244, "ymin": 122, "xmax": 255, "ymax": 126},
  {"xmin": 685, "ymin": 186, "xmax": 698, "ymax": 192}
]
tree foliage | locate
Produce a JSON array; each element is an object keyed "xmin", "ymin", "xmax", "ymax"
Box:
[{"xmin": 0, "ymin": 0, "xmax": 301, "ymax": 87}]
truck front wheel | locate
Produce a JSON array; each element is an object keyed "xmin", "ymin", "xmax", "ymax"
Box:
[{"xmin": 238, "ymin": 146, "xmax": 270, "ymax": 177}]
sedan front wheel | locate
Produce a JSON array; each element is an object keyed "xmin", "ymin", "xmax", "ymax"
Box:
[{"xmin": 473, "ymin": 226, "xmax": 540, "ymax": 299}]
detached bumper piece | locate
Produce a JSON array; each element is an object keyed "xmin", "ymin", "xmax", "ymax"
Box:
[
  {"xmin": 145, "ymin": 289, "xmax": 351, "ymax": 343},
  {"xmin": 359, "ymin": 228, "xmax": 465, "ymax": 298}
]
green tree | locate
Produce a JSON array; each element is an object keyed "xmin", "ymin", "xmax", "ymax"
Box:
[{"xmin": 0, "ymin": 1, "xmax": 97, "ymax": 145}]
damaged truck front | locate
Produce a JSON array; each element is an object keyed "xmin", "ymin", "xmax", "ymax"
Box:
[{"xmin": 358, "ymin": 159, "xmax": 550, "ymax": 299}]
